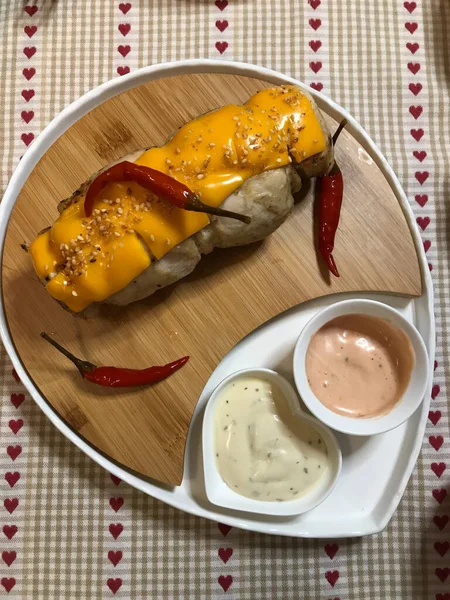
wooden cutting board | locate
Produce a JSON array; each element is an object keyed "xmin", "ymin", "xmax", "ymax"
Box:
[{"xmin": 1, "ymin": 73, "xmax": 421, "ymax": 485}]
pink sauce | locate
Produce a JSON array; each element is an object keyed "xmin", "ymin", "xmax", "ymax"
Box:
[{"xmin": 305, "ymin": 314, "xmax": 415, "ymax": 418}]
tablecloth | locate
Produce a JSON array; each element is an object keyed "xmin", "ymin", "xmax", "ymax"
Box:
[{"xmin": 0, "ymin": 0, "xmax": 449, "ymax": 598}]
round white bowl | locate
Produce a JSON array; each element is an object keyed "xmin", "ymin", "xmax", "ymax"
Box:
[
  {"xmin": 202, "ymin": 368, "xmax": 342, "ymax": 516},
  {"xmin": 293, "ymin": 299, "xmax": 429, "ymax": 436}
]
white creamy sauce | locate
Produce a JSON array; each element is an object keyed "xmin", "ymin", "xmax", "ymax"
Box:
[{"xmin": 214, "ymin": 376, "xmax": 330, "ymax": 501}]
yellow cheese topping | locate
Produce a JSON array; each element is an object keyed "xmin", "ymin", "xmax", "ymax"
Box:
[{"xmin": 29, "ymin": 85, "xmax": 327, "ymax": 312}]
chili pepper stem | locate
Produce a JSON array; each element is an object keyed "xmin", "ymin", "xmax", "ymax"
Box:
[
  {"xmin": 40, "ymin": 332, "xmax": 96, "ymax": 376},
  {"xmin": 186, "ymin": 194, "xmax": 251, "ymax": 224},
  {"xmin": 332, "ymin": 118, "xmax": 348, "ymax": 146}
]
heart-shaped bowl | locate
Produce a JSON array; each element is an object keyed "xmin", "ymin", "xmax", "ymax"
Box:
[
  {"xmin": 293, "ymin": 299, "xmax": 429, "ymax": 436},
  {"xmin": 202, "ymin": 368, "xmax": 342, "ymax": 516}
]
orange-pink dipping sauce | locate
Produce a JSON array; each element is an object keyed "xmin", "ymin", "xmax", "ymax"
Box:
[{"xmin": 305, "ymin": 314, "xmax": 415, "ymax": 418}]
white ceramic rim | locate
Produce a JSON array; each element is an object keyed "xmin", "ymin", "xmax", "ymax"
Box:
[
  {"xmin": 202, "ymin": 368, "xmax": 342, "ymax": 516},
  {"xmin": 0, "ymin": 59, "xmax": 435, "ymax": 537},
  {"xmin": 293, "ymin": 299, "xmax": 429, "ymax": 436}
]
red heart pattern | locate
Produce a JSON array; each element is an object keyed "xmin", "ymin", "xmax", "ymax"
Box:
[
  {"xmin": 429, "ymin": 411, "xmax": 442, "ymax": 426},
  {"xmin": 216, "ymin": 20, "xmax": 228, "ymax": 32},
  {"xmin": 117, "ymin": 66, "xmax": 130, "ymax": 76},
  {"xmin": 21, "ymin": 133, "xmax": 34, "ymax": 146},
  {"xmin": 423, "ymin": 240, "xmax": 431, "ymax": 253},
  {"xmin": 309, "ymin": 40, "xmax": 322, "ymax": 52},
  {"xmin": 109, "ymin": 523, "xmax": 123, "ymax": 539},
  {"xmin": 309, "ymin": 18, "xmax": 321, "ymax": 30},
  {"xmin": 431, "ymin": 462, "xmax": 446, "ymax": 478},
  {"xmin": 309, "ymin": 0, "xmax": 321, "ymax": 8},
  {"xmin": 405, "ymin": 22, "xmax": 418, "ymax": 34},
  {"xmin": 21, "ymin": 110, "xmax": 34, "ymax": 124},
  {"xmin": 309, "ymin": 61, "xmax": 322, "ymax": 73},
  {"xmin": 435, "ymin": 568, "xmax": 450, "ymax": 583},
  {"xmin": 410, "ymin": 128, "xmax": 424, "ymax": 141},
  {"xmin": 2, "ymin": 551, "xmax": 16, "ymax": 567},
  {"xmin": 324, "ymin": 543, "xmax": 339, "ymax": 560},
  {"xmin": 4, "ymin": 499, "xmax": 18, "ymax": 514},
  {"xmin": 3, "ymin": 526, "xmax": 17, "ymax": 540},
  {"xmin": 413, "ymin": 150, "xmax": 426, "ymax": 162},
  {"xmin": 433, "ymin": 515, "xmax": 449, "ymax": 531},
  {"xmin": 435, "ymin": 541, "xmax": 450, "ymax": 557},
  {"xmin": 107, "ymin": 578, "xmax": 122, "ymax": 594},
  {"xmin": 430, "ymin": 436, "xmax": 444, "ymax": 451},
  {"xmin": 24, "ymin": 25, "xmax": 37, "ymax": 38},
  {"xmin": 432, "ymin": 384, "xmax": 440, "ymax": 399},
  {"xmin": 22, "ymin": 89, "xmax": 35, "ymax": 102},
  {"xmin": 118, "ymin": 23, "xmax": 130, "ymax": 36},
  {"xmin": 9, "ymin": 420, "xmax": 23, "ymax": 435},
  {"xmin": 215, "ymin": 0, "xmax": 228, "ymax": 10},
  {"xmin": 12, "ymin": 369, "xmax": 20, "ymax": 383},
  {"xmin": 409, "ymin": 105, "xmax": 422, "ymax": 119},
  {"xmin": 433, "ymin": 489, "xmax": 447, "ymax": 505},
  {"xmin": 428, "ymin": 263, "xmax": 433, "ymax": 272},
  {"xmin": 406, "ymin": 42, "xmax": 419, "ymax": 54},
  {"xmin": 404, "ymin": 1, "xmax": 416, "ymax": 12},
  {"xmin": 218, "ymin": 523, "xmax": 232, "ymax": 537},
  {"xmin": 10, "ymin": 393, "xmax": 25, "ymax": 409},
  {"xmin": 218, "ymin": 575, "xmax": 232, "ymax": 592},
  {"xmin": 415, "ymin": 171, "xmax": 429, "ymax": 185},
  {"xmin": 1, "ymin": 578, "xmax": 15, "ymax": 593},
  {"xmin": 108, "ymin": 550, "xmax": 122, "ymax": 567},
  {"xmin": 416, "ymin": 216, "xmax": 430, "ymax": 231},
  {"xmin": 23, "ymin": 68, "xmax": 36, "ymax": 81},
  {"xmin": 7, "ymin": 446, "xmax": 22, "ymax": 461},
  {"xmin": 110, "ymin": 497, "xmax": 124, "ymax": 512},
  {"xmin": 310, "ymin": 82, "xmax": 323, "ymax": 91},
  {"xmin": 409, "ymin": 83, "xmax": 422, "ymax": 96},
  {"xmin": 437, "ymin": 594, "xmax": 450, "ymax": 600},
  {"xmin": 118, "ymin": 45, "xmax": 130, "ymax": 57},
  {"xmin": 415, "ymin": 194, "xmax": 428, "ymax": 207},
  {"xmin": 435, "ymin": 361, "xmax": 439, "ymax": 371},
  {"xmin": 23, "ymin": 46, "xmax": 36, "ymax": 59},
  {"xmin": 219, "ymin": 547, "xmax": 233, "ymax": 563},
  {"xmin": 119, "ymin": 2, "xmax": 131, "ymax": 13},
  {"xmin": 408, "ymin": 62, "xmax": 421, "ymax": 74},
  {"xmin": 110, "ymin": 474, "xmax": 121, "ymax": 486},
  {"xmin": 5, "ymin": 472, "xmax": 20, "ymax": 488},
  {"xmin": 215, "ymin": 41, "xmax": 228, "ymax": 54},
  {"xmin": 24, "ymin": 5, "xmax": 38, "ymax": 16},
  {"xmin": 325, "ymin": 571, "xmax": 339, "ymax": 587}
]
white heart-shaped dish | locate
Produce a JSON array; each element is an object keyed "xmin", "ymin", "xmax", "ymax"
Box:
[{"xmin": 202, "ymin": 368, "xmax": 342, "ymax": 516}]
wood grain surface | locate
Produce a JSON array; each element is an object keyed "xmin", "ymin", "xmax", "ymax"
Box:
[{"xmin": 1, "ymin": 73, "xmax": 422, "ymax": 485}]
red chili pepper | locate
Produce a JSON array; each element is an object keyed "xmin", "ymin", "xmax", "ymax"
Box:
[
  {"xmin": 317, "ymin": 119, "xmax": 347, "ymax": 278},
  {"xmin": 41, "ymin": 332, "xmax": 188, "ymax": 388},
  {"xmin": 84, "ymin": 161, "xmax": 251, "ymax": 224}
]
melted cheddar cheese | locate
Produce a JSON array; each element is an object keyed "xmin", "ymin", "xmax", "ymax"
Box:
[{"xmin": 29, "ymin": 85, "xmax": 327, "ymax": 312}]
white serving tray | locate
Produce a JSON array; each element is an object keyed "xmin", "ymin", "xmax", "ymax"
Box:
[{"xmin": 0, "ymin": 60, "xmax": 434, "ymax": 538}]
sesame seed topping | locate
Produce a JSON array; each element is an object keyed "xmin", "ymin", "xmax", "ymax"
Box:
[
  {"xmin": 276, "ymin": 157, "xmax": 282, "ymax": 163},
  {"xmin": 197, "ymin": 136, "xmax": 203, "ymax": 143},
  {"xmin": 233, "ymin": 116, "xmax": 239, "ymax": 121},
  {"xmin": 166, "ymin": 238, "xmax": 171, "ymax": 245},
  {"xmin": 175, "ymin": 147, "xmax": 181, "ymax": 154},
  {"xmin": 114, "ymin": 231, "xmax": 121, "ymax": 237},
  {"xmin": 208, "ymin": 142, "xmax": 216, "ymax": 148},
  {"xmin": 197, "ymin": 173, "xmax": 205, "ymax": 179},
  {"xmin": 72, "ymin": 290, "xmax": 78, "ymax": 296},
  {"xmin": 166, "ymin": 158, "xmax": 172, "ymax": 165},
  {"xmin": 150, "ymin": 234, "xmax": 155, "ymax": 242}
]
